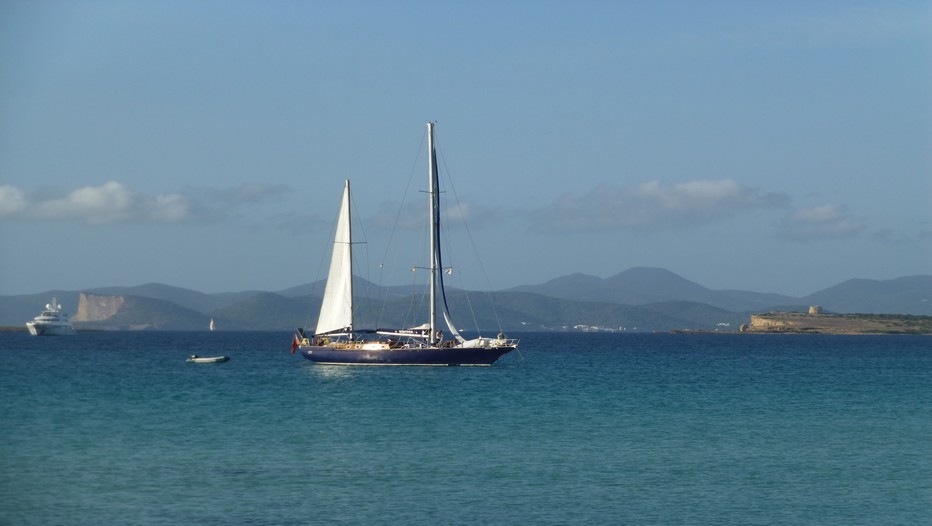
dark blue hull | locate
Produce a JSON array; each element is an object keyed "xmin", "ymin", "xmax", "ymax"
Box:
[{"xmin": 299, "ymin": 345, "xmax": 515, "ymax": 366}]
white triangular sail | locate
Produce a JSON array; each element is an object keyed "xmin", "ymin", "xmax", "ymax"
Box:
[{"xmin": 316, "ymin": 180, "xmax": 354, "ymax": 335}]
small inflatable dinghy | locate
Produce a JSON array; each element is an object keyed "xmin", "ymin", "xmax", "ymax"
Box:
[{"xmin": 186, "ymin": 355, "xmax": 230, "ymax": 363}]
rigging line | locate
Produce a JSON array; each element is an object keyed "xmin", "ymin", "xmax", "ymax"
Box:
[
  {"xmin": 402, "ymin": 268, "xmax": 430, "ymax": 335},
  {"xmin": 375, "ymin": 262, "xmax": 385, "ymax": 327},
  {"xmin": 410, "ymin": 203, "xmax": 431, "ymax": 328},
  {"xmin": 386, "ymin": 188, "xmax": 432, "ymax": 333},
  {"xmin": 461, "ymin": 285, "xmax": 482, "ymax": 335},
  {"xmin": 513, "ymin": 346, "xmax": 526, "ymax": 364},
  {"xmin": 376, "ymin": 129, "xmax": 427, "ymax": 325},
  {"xmin": 434, "ymin": 132, "xmax": 470, "ymax": 342},
  {"xmin": 436, "ymin": 143, "xmax": 507, "ymax": 334},
  {"xmin": 379, "ymin": 128, "xmax": 426, "ymax": 267},
  {"xmin": 435, "ymin": 201, "xmax": 482, "ymax": 335},
  {"xmin": 348, "ymin": 189, "xmax": 374, "ymax": 320},
  {"xmin": 304, "ymin": 189, "xmax": 343, "ymax": 332},
  {"xmin": 402, "ymin": 270, "xmax": 420, "ymax": 330}
]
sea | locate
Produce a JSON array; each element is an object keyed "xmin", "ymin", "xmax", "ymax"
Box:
[{"xmin": 1, "ymin": 331, "xmax": 930, "ymax": 525}]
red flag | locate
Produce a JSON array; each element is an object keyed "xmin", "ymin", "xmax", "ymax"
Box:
[{"xmin": 291, "ymin": 332, "xmax": 300, "ymax": 354}]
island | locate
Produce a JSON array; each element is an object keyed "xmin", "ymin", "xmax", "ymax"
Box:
[{"xmin": 740, "ymin": 306, "xmax": 932, "ymax": 335}]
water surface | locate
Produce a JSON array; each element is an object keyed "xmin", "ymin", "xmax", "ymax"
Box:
[{"xmin": 2, "ymin": 332, "xmax": 930, "ymax": 524}]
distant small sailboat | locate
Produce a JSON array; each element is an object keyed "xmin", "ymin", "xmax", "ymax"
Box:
[
  {"xmin": 187, "ymin": 354, "xmax": 229, "ymax": 363},
  {"xmin": 294, "ymin": 122, "xmax": 517, "ymax": 366},
  {"xmin": 209, "ymin": 318, "xmax": 215, "ymax": 332}
]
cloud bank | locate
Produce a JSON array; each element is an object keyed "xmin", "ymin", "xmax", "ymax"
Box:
[
  {"xmin": 776, "ymin": 203, "xmax": 866, "ymax": 241},
  {"xmin": 2, "ymin": 179, "xmax": 877, "ymax": 245},
  {"xmin": 0, "ymin": 181, "xmax": 291, "ymax": 225},
  {"xmin": 529, "ymin": 179, "xmax": 790, "ymax": 233}
]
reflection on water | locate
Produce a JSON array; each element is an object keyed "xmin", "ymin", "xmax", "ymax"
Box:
[{"xmin": 306, "ymin": 363, "xmax": 358, "ymax": 380}]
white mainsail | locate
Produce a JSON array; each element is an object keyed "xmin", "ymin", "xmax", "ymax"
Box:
[
  {"xmin": 427, "ymin": 122, "xmax": 467, "ymax": 345},
  {"xmin": 315, "ymin": 180, "xmax": 354, "ymax": 335}
]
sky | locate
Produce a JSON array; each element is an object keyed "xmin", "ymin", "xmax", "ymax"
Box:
[{"xmin": 1, "ymin": 0, "xmax": 930, "ymax": 298}]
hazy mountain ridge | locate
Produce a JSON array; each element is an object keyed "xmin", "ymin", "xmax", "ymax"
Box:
[
  {"xmin": 510, "ymin": 267, "xmax": 931, "ymax": 315},
  {"xmin": 509, "ymin": 267, "xmax": 801, "ymax": 311},
  {"xmin": 1, "ymin": 269, "xmax": 928, "ymax": 330},
  {"xmin": 208, "ymin": 292, "xmax": 311, "ymax": 331},
  {"xmin": 801, "ymin": 276, "xmax": 932, "ymax": 316}
]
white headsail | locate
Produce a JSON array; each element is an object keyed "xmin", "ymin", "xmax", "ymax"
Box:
[{"xmin": 315, "ymin": 180, "xmax": 354, "ymax": 335}]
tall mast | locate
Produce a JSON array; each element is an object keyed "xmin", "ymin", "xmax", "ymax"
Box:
[
  {"xmin": 345, "ymin": 179, "xmax": 354, "ymax": 335},
  {"xmin": 428, "ymin": 122, "xmax": 439, "ymax": 345}
]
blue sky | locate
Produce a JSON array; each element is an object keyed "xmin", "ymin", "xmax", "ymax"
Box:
[{"xmin": 1, "ymin": 1, "xmax": 930, "ymax": 297}]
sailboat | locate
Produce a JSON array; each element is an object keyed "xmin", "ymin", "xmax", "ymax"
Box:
[{"xmin": 294, "ymin": 122, "xmax": 518, "ymax": 366}]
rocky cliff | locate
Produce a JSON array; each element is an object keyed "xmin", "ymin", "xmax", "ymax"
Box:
[{"xmin": 73, "ymin": 293, "xmax": 125, "ymax": 322}]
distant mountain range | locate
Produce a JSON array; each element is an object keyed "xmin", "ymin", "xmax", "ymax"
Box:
[
  {"xmin": 509, "ymin": 267, "xmax": 932, "ymax": 315},
  {"xmin": 2, "ymin": 268, "xmax": 929, "ymax": 332}
]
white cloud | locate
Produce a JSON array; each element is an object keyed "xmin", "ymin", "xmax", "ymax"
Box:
[
  {"xmin": 777, "ymin": 203, "xmax": 866, "ymax": 241},
  {"xmin": 0, "ymin": 180, "xmax": 304, "ymax": 227},
  {"xmin": 529, "ymin": 179, "xmax": 789, "ymax": 234},
  {"xmin": 0, "ymin": 185, "xmax": 28, "ymax": 217},
  {"xmin": 32, "ymin": 181, "xmax": 137, "ymax": 224}
]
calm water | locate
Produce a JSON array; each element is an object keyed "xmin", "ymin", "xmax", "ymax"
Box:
[{"xmin": 1, "ymin": 331, "xmax": 930, "ymax": 525}]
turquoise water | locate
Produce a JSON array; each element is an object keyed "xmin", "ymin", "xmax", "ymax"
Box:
[{"xmin": 1, "ymin": 332, "xmax": 930, "ymax": 525}]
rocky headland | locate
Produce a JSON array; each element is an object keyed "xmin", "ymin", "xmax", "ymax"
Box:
[{"xmin": 741, "ymin": 309, "xmax": 932, "ymax": 335}]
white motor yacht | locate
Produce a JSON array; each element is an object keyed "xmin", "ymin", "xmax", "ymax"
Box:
[{"xmin": 26, "ymin": 297, "xmax": 76, "ymax": 336}]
